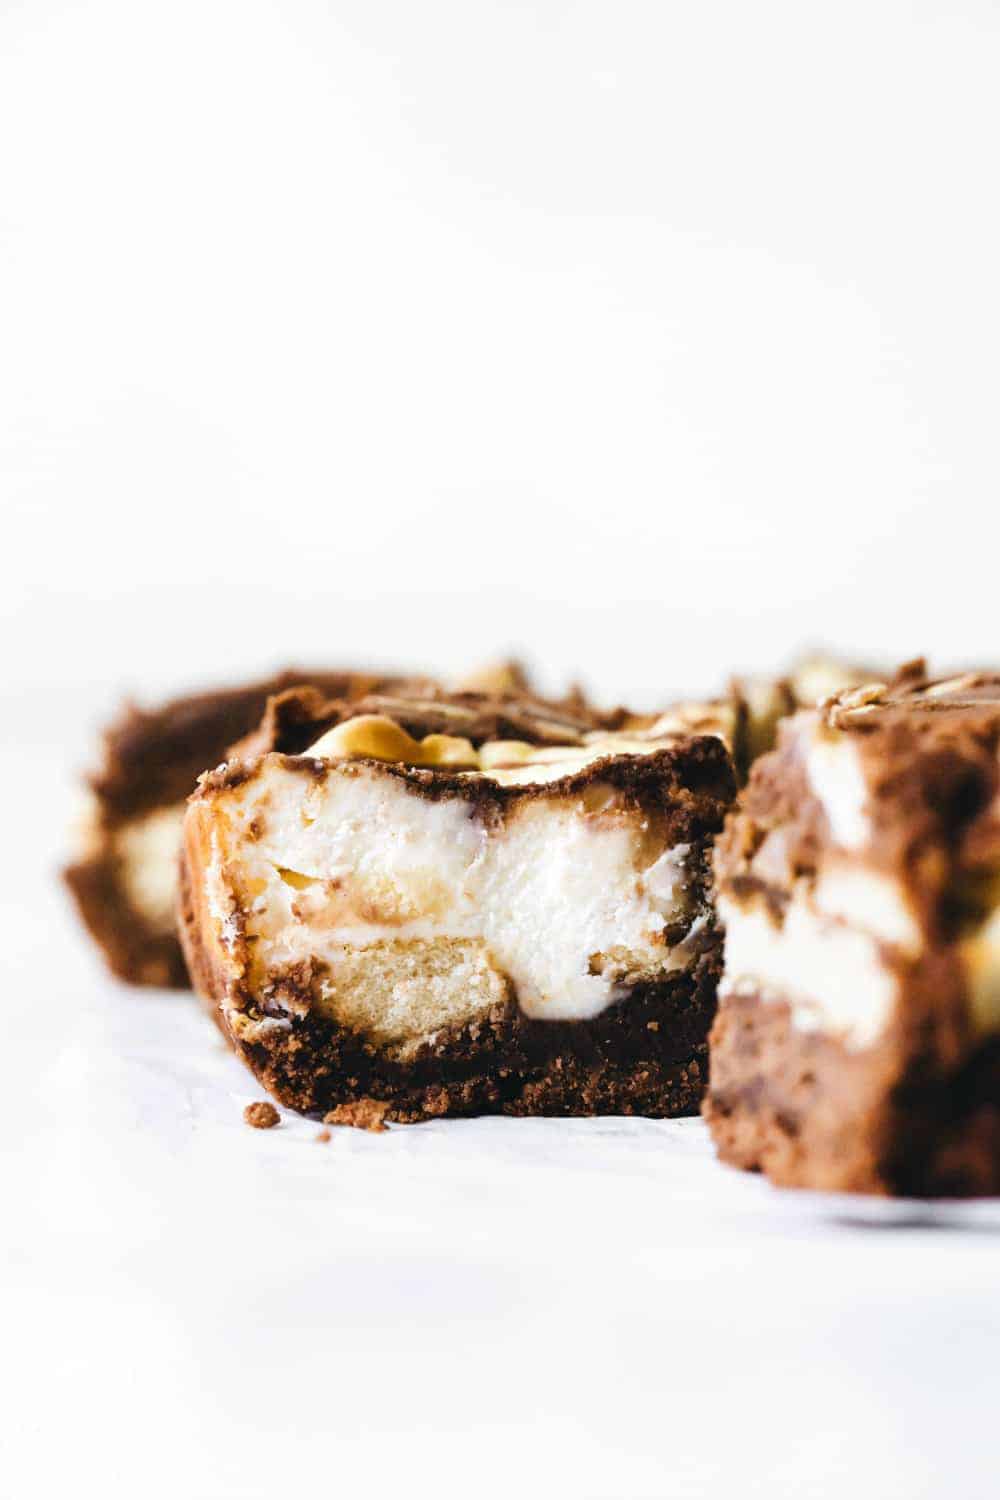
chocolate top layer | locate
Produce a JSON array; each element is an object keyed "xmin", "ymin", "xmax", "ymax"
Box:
[
  {"xmin": 200, "ymin": 684, "xmax": 738, "ymax": 831},
  {"xmin": 826, "ymin": 670, "xmax": 1000, "ymax": 733},
  {"xmin": 233, "ymin": 684, "xmax": 631, "ymax": 762}
]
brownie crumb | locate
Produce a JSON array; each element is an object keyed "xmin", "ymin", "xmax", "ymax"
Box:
[
  {"xmin": 323, "ymin": 1099, "xmax": 390, "ymax": 1133},
  {"xmin": 315, "ymin": 1128, "xmax": 332, "ymax": 1143},
  {"xmin": 244, "ymin": 1101, "xmax": 280, "ymax": 1129}
]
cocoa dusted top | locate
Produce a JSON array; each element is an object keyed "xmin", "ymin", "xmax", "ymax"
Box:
[
  {"xmin": 825, "ymin": 669, "xmax": 1000, "ymax": 733},
  {"xmin": 339, "ymin": 689, "xmax": 622, "ymax": 748},
  {"xmin": 229, "ymin": 683, "xmax": 738, "ymax": 765},
  {"xmin": 235, "ymin": 684, "xmax": 627, "ymax": 760}
]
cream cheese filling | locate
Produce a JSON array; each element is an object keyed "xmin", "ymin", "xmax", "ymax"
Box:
[
  {"xmin": 811, "ymin": 863, "xmax": 921, "ymax": 956},
  {"xmin": 718, "ymin": 890, "xmax": 899, "ymax": 1049},
  {"xmin": 798, "ymin": 715, "xmax": 1000, "ymax": 1039},
  {"xmin": 115, "ymin": 803, "xmax": 187, "ymax": 934},
  {"xmin": 802, "ymin": 723, "xmax": 872, "ymax": 851},
  {"xmin": 208, "ymin": 761, "xmax": 701, "ymax": 1033}
]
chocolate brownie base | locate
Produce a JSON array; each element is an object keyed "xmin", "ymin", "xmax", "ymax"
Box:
[{"xmin": 706, "ymin": 989, "xmax": 1000, "ymax": 1197}]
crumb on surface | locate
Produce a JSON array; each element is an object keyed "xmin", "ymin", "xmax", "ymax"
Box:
[
  {"xmin": 244, "ymin": 1100, "xmax": 280, "ymax": 1130},
  {"xmin": 323, "ymin": 1099, "xmax": 390, "ymax": 1133},
  {"xmin": 315, "ymin": 1128, "xmax": 331, "ymax": 1143}
]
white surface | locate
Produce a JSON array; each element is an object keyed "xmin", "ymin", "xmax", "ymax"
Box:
[
  {"xmin": 7, "ymin": 3, "xmax": 1000, "ymax": 1495},
  {"xmin": 5, "ymin": 748, "xmax": 1000, "ymax": 1500}
]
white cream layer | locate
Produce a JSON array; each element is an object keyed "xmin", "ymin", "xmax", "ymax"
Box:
[
  {"xmin": 208, "ymin": 761, "xmax": 698, "ymax": 1026},
  {"xmin": 115, "ymin": 803, "xmax": 187, "ymax": 934},
  {"xmin": 718, "ymin": 890, "xmax": 899, "ymax": 1049},
  {"xmin": 811, "ymin": 863, "xmax": 921, "ymax": 956},
  {"xmin": 802, "ymin": 721, "xmax": 872, "ymax": 851}
]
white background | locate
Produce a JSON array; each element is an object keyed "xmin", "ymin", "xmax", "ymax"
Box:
[
  {"xmin": 4, "ymin": 4, "xmax": 1000, "ymax": 1498},
  {"xmin": 6, "ymin": 0, "xmax": 1000, "ymax": 720}
]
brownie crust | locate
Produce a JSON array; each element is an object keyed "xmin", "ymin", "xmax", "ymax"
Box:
[{"xmin": 705, "ymin": 989, "xmax": 1000, "ymax": 1197}]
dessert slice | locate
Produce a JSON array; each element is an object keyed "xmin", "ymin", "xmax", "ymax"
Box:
[
  {"xmin": 179, "ymin": 688, "xmax": 737, "ymax": 1121},
  {"xmin": 705, "ymin": 668, "xmax": 1000, "ymax": 1197},
  {"xmin": 64, "ymin": 668, "xmax": 409, "ymax": 987}
]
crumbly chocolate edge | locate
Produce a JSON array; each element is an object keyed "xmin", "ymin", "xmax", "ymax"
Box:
[{"xmin": 705, "ymin": 989, "xmax": 1000, "ymax": 1197}]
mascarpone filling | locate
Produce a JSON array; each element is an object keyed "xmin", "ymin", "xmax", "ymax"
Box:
[{"xmin": 207, "ymin": 761, "xmax": 702, "ymax": 1028}]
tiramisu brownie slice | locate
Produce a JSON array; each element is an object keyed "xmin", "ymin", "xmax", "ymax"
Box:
[
  {"xmin": 179, "ymin": 687, "xmax": 736, "ymax": 1121},
  {"xmin": 65, "ymin": 669, "xmax": 408, "ymax": 987},
  {"xmin": 706, "ymin": 668, "xmax": 1000, "ymax": 1197}
]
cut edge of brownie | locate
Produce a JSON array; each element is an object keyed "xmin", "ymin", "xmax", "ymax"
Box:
[
  {"xmin": 179, "ymin": 694, "xmax": 738, "ymax": 1122},
  {"xmin": 704, "ymin": 988, "xmax": 1000, "ymax": 1197}
]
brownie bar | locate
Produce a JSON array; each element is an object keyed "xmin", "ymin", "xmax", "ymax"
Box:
[
  {"xmin": 179, "ymin": 687, "xmax": 737, "ymax": 1121},
  {"xmin": 705, "ymin": 667, "xmax": 1000, "ymax": 1196}
]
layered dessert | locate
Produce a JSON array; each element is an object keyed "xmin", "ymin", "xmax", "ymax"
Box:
[
  {"xmin": 705, "ymin": 668, "xmax": 1000, "ymax": 1196},
  {"xmin": 64, "ymin": 669, "xmax": 409, "ymax": 986},
  {"xmin": 179, "ymin": 687, "xmax": 737, "ymax": 1121}
]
